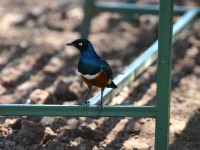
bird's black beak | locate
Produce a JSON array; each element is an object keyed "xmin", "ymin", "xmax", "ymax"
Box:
[{"xmin": 66, "ymin": 42, "xmax": 74, "ymax": 46}]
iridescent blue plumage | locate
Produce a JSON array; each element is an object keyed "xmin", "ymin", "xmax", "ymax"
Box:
[
  {"xmin": 78, "ymin": 43, "xmax": 113, "ymax": 78},
  {"xmin": 66, "ymin": 39, "xmax": 117, "ymax": 111}
]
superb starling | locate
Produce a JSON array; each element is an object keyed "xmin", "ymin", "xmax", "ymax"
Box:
[{"xmin": 66, "ymin": 39, "xmax": 117, "ymax": 108}]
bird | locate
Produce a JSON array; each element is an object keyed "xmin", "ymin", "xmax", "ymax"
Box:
[{"xmin": 66, "ymin": 39, "xmax": 117, "ymax": 109}]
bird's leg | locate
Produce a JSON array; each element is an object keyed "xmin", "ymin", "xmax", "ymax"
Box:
[
  {"xmin": 97, "ymin": 88, "xmax": 104, "ymax": 115},
  {"xmin": 81, "ymin": 86, "xmax": 91, "ymax": 106}
]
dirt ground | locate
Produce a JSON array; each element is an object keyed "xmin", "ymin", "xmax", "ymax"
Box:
[{"xmin": 0, "ymin": 0, "xmax": 200, "ymax": 150}]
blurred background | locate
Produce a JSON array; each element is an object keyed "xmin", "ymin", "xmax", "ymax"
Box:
[{"xmin": 0, "ymin": 0, "xmax": 200, "ymax": 149}]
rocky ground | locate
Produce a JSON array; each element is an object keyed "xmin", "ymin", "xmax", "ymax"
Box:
[{"xmin": 0, "ymin": 0, "xmax": 200, "ymax": 150}]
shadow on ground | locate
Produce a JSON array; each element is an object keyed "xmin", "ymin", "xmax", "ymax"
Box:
[{"xmin": 169, "ymin": 111, "xmax": 200, "ymax": 150}]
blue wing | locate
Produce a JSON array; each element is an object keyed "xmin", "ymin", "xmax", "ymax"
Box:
[{"xmin": 78, "ymin": 57, "xmax": 113, "ymax": 79}]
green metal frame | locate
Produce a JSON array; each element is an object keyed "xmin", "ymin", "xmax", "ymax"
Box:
[
  {"xmin": 123, "ymin": 0, "xmax": 135, "ymax": 22},
  {"xmin": 155, "ymin": 1, "xmax": 173, "ymax": 149},
  {"xmin": 0, "ymin": 1, "xmax": 200, "ymax": 149}
]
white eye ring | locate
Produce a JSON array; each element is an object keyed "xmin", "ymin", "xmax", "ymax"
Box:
[{"xmin": 79, "ymin": 43, "xmax": 83, "ymax": 46}]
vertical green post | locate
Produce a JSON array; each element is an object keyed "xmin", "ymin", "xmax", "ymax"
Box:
[
  {"xmin": 155, "ymin": 0, "xmax": 173, "ymax": 149},
  {"xmin": 80, "ymin": 0, "xmax": 95, "ymax": 39},
  {"xmin": 123, "ymin": 0, "xmax": 135, "ymax": 22}
]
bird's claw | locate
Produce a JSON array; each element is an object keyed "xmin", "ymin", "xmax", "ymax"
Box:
[
  {"xmin": 97, "ymin": 102, "xmax": 103, "ymax": 116},
  {"xmin": 81, "ymin": 100, "xmax": 90, "ymax": 107},
  {"xmin": 97, "ymin": 102, "xmax": 103, "ymax": 108}
]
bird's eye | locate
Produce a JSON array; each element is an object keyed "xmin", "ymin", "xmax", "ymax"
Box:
[{"xmin": 79, "ymin": 43, "xmax": 83, "ymax": 46}]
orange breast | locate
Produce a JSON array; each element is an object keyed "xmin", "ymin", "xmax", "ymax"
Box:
[{"xmin": 82, "ymin": 70, "xmax": 109, "ymax": 89}]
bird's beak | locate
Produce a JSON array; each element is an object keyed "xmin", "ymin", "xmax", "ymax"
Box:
[{"xmin": 66, "ymin": 42, "xmax": 74, "ymax": 46}]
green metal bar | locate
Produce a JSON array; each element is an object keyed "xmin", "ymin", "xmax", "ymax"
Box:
[
  {"xmin": 80, "ymin": 0, "xmax": 95, "ymax": 39},
  {"xmin": 95, "ymin": 2, "xmax": 199, "ymax": 16},
  {"xmin": 81, "ymin": 1, "xmax": 200, "ymax": 38},
  {"xmin": 0, "ymin": 10, "xmax": 197, "ymax": 118},
  {"xmin": 0, "ymin": 8, "xmax": 198, "ymax": 119},
  {"xmin": 0, "ymin": 104, "xmax": 156, "ymax": 117},
  {"xmin": 123, "ymin": 0, "xmax": 135, "ymax": 22},
  {"xmin": 88, "ymin": 9, "xmax": 199, "ymax": 106},
  {"xmin": 155, "ymin": 0, "xmax": 173, "ymax": 149}
]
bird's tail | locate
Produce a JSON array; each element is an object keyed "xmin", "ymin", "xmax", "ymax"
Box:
[{"xmin": 106, "ymin": 80, "xmax": 117, "ymax": 89}]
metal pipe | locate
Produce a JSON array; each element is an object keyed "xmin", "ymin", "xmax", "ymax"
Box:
[{"xmin": 95, "ymin": 2, "xmax": 199, "ymax": 16}]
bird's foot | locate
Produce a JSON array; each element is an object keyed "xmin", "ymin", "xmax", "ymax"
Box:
[
  {"xmin": 97, "ymin": 101, "xmax": 103, "ymax": 108},
  {"xmin": 97, "ymin": 102, "xmax": 104, "ymax": 116},
  {"xmin": 81, "ymin": 100, "xmax": 90, "ymax": 107}
]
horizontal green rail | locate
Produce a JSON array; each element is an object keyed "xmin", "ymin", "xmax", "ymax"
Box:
[
  {"xmin": 95, "ymin": 2, "xmax": 200, "ymax": 15},
  {"xmin": 0, "ymin": 104, "xmax": 155, "ymax": 117},
  {"xmin": 88, "ymin": 9, "xmax": 199, "ymax": 106}
]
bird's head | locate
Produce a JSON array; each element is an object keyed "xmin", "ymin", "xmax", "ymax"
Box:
[{"xmin": 66, "ymin": 39, "xmax": 91, "ymax": 52}]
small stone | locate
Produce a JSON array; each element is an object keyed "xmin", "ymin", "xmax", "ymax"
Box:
[
  {"xmin": 0, "ymin": 85, "xmax": 6, "ymax": 95},
  {"xmin": 55, "ymin": 80, "xmax": 81, "ymax": 101},
  {"xmin": 126, "ymin": 122, "xmax": 141, "ymax": 135},
  {"xmin": 194, "ymin": 66, "xmax": 200, "ymax": 76},
  {"xmin": 43, "ymin": 57, "xmax": 64, "ymax": 74},
  {"xmin": 15, "ymin": 120, "xmax": 45, "ymax": 146},
  {"xmin": 26, "ymin": 89, "xmax": 55, "ymax": 104},
  {"xmin": 43, "ymin": 127, "xmax": 57, "ymax": 143},
  {"xmin": 1, "ymin": 68, "xmax": 21, "ymax": 87},
  {"xmin": 132, "ymin": 127, "xmax": 141, "ymax": 135},
  {"xmin": 93, "ymin": 145, "xmax": 99, "ymax": 150},
  {"xmin": 139, "ymin": 119, "xmax": 145, "ymax": 125},
  {"xmin": 4, "ymin": 118, "xmax": 19, "ymax": 128}
]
